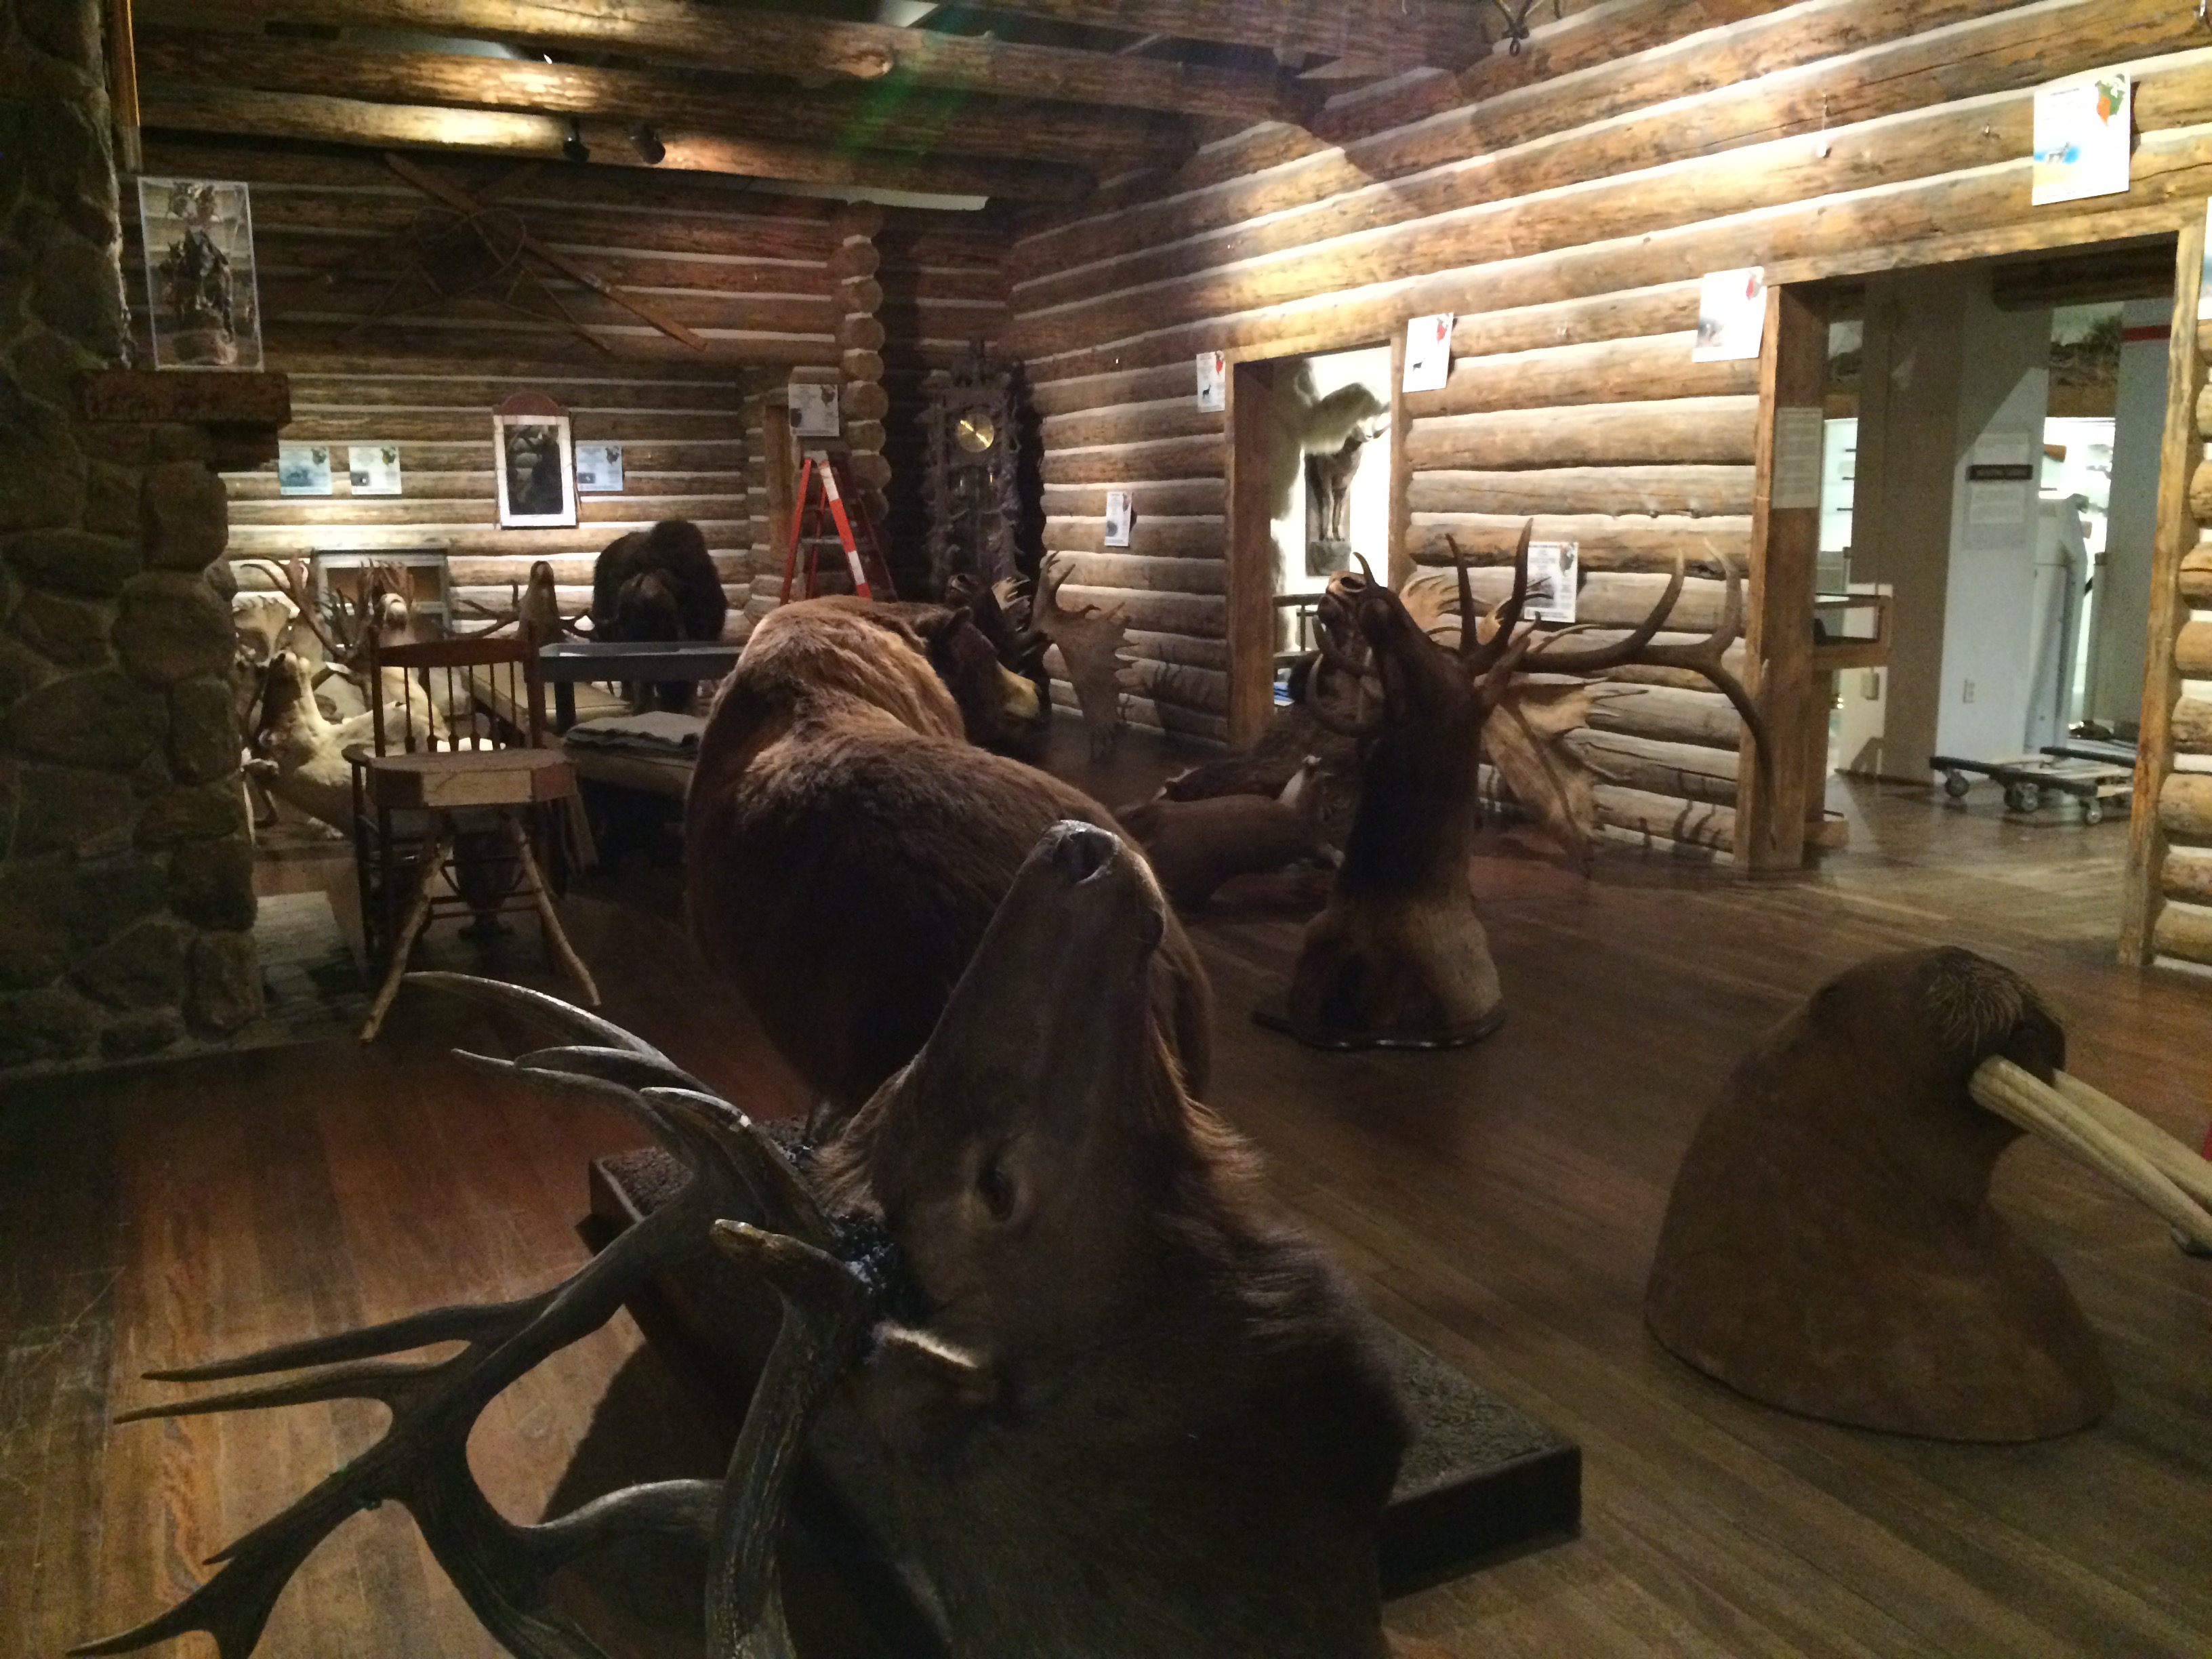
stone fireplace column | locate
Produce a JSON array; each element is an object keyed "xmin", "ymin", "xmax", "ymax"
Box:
[{"xmin": 1, "ymin": 0, "xmax": 285, "ymax": 1068}]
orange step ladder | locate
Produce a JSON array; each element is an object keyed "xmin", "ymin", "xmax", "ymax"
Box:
[{"xmin": 781, "ymin": 450, "xmax": 897, "ymax": 603}]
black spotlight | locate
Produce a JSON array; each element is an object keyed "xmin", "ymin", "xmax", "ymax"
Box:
[
  {"xmin": 629, "ymin": 122, "xmax": 665, "ymax": 165},
  {"xmin": 561, "ymin": 118, "xmax": 590, "ymax": 164}
]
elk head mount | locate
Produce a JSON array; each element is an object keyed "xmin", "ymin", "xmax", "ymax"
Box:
[
  {"xmin": 1258, "ymin": 522, "xmax": 1768, "ymax": 1050},
  {"xmin": 79, "ymin": 823, "xmax": 1408, "ymax": 1659}
]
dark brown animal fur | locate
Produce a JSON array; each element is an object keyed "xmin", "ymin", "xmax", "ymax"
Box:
[
  {"xmin": 592, "ymin": 519, "xmax": 727, "ymax": 708},
  {"xmin": 684, "ymin": 599, "xmax": 1212, "ymax": 1113},
  {"xmin": 1118, "ymin": 793, "xmax": 1337, "ymax": 911}
]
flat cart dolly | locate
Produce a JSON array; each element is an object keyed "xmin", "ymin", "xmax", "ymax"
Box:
[{"xmin": 1931, "ymin": 753, "xmax": 2134, "ymax": 825}]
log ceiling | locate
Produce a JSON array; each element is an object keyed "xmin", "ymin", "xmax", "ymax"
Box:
[{"xmin": 132, "ymin": 0, "xmax": 1513, "ymax": 206}]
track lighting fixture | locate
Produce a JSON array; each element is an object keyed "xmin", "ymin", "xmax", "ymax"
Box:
[{"xmin": 629, "ymin": 122, "xmax": 666, "ymax": 165}]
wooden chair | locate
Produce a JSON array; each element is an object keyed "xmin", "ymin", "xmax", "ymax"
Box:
[{"xmin": 348, "ymin": 634, "xmax": 600, "ymax": 1041}]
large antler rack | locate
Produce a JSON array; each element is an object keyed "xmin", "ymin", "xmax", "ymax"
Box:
[{"xmin": 75, "ymin": 975, "xmax": 878, "ymax": 1659}]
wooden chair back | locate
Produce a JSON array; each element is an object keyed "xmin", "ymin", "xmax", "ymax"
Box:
[{"xmin": 365, "ymin": 634, "xmax": 546, "ymax": 756}]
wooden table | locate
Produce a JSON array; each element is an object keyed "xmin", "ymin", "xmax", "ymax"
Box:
[{"xmin": 538, "ymin": 640, "xmax": 743, "ymax": 729}]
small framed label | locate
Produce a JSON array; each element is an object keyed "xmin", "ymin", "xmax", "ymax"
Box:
[
  {"xmin": 1103, "ymin": 489, "xmax": 1133, "ymax": 548},
  {"xmin": 789, "ymin": 380, "xmax": 841, "ymax": 438},
  {"xmin": 346, "ymin": 443, "xmax": 402, "ymax": 495},
  {"xmin": 1402, "ymin": 312, "xmax": 1454, "ymax": 393},
  {"xmin": 1526, "ymin": 540, "xmax": 1579, "ymax": 625},
  {"xmin": 1195, "ymin": 350, "xmax": 1225, "ymax": 413},
  {"xmin": 2032, "ymin": 75, "xmax": 2131, "ymax": 206},
  {"xmin": 575, "ymin": 442, "xmax": 626, "ymax": 493},
  {"xmin": 277, "ymin": 442, "xmax": 333, "ymax": 497}
]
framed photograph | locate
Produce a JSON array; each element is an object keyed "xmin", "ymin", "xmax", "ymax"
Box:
[
  {"xmin": 575, "ymin": 442, "xmax": 626, "ymax": 493},
  {"xmin": 277, "ymin": 443, "xmax": 333, "ymax": 497},
  {"xmin": 1401, "ymin": 313, "xmax": 1455, "ymax": 393},
  {"xmin": 136, "ymin": 177, "xmax": 263, "ymax": 371},
  {"xmin": 494, "ymin": 412, "xmax": 576, "ymax": 528},
  {"xmin": 1195, "ymin": 350, "xmax": 1226, "ymax": 413},
  {"xmin": 1103, "ymin": 490, "xmax": 1134, "ymax": 548},
  {"xmin": 1694, "ymin": 268, "xmax": 1768, "ymax": 363},
  {"xmin": 789, "ymin": 380, "xmax": 841, "ymax": 438},
  {"xmin": 2032, "ymin": 75, "xmax": 2131, "ymax": 206},
  {"xmin": 347, "ymin": 443, "xmax": 403, "ymax": 495}
]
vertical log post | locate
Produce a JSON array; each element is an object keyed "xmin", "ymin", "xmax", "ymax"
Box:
[
  {"xmin": 1388, "ymin": 321, "xmax": 1414, "ymax": 591},
  {"xmin": 2119, "ymin": 209, "xmax": 2209, "ymax": 964},
  {"xmin": 1227, "ymin": 356, "xmax": 1279, "ymax": 748},
  {"xmin": 832, "ymin": 203, "xmax": 891, "ymax": 523},
  {"xmin": 1737, "ymin": 282, "xmax": 1825, "ymax": 872}
]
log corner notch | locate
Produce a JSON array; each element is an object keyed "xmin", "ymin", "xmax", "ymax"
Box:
[
  {"xmin": 834, "ymin": 202, "xmax": 893, "ymax": 520},
  {"xmin": 2121, "ymin": 208, "xmax": 2211, "ymax": 967},
  {"xmin": 1734, "ymin": 280, "xmax": 1827, "ymax": 874}
]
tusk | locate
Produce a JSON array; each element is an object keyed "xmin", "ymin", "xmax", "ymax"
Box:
[{"xmin": 1971, "ymin": 1058, "xmax": 2212, "ymax": 1252}]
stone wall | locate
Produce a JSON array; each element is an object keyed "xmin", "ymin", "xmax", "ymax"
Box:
[{"xmin": 0, "ymin": 0, "xmax": 260, "ymax": 1069}]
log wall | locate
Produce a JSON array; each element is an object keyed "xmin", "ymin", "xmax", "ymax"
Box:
[
  {"xmin": 131, "ymin": 136, "xmax": 1004, "ymax": 628},
  {"xmin": 1006, "ymin": 0, "xmax": 2212, "ymax": 847}
]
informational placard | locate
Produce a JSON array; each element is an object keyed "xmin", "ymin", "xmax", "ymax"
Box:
[
  {"xmin": 1965, "ymin": 432, "xmax": 2035, "ymax": 528},
  {"xmin": 2032, "ymin": 74, "xmax": 2131, "ymax": 206},
  {"xmin": 1694, "ymin": 268, "xmax": 1767, "ymax": 362},
  {"xmin": 1770, "ymin": 406, "xmax": 1826, "ymax": 511},
  {"xmin": 346, "ymin": 443, "xmax": 401, "ymax": 495},
  {"xmin": 1526, "ymin": 540, "xmax": 1580, "ymax": 625},
  {"xmin": 789, "ymin": 380, "xmax": 841, "ymax": 438},
  {"xmin": 574, "ymin": 442, "xmax": 626, "ymax": 493},
  {"xmin": 1402, "ymin": 312, "xmax": 1455, "ymax": 393},
  {"xmin": 1103, "ymin": 489, "xmax": 1133, "ymax": 548},
  {"xmin": 1195, "ymin": 350, "xmax": 1226, "ymax": 413},
  {"xmin": 277, "ymin": 442, "xmax": 333, "ymax": 496}
]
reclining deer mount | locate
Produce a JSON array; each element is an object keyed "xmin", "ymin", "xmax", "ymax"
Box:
[{"xmin": 1258, "ymin": 523, "xmax": 1768, "ymax": 1050}]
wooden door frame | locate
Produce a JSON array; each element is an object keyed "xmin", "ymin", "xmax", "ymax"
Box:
[{"xmin": 1223, "ymin": 329, "xmax": 1401, "ymax": 748}]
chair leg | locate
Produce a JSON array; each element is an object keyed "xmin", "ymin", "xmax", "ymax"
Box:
[
  {"xmin": 507, "ymin": 814, "xmax": 600, "ymax": 1007},
  {"xmin": 360, "ymin": 827, "xmax": 450, "ymax": 1043}
]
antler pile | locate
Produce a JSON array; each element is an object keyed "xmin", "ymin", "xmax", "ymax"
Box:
[{"xmin": 75, "ymin": 974, "xmax": 884, "ymax": 1659}]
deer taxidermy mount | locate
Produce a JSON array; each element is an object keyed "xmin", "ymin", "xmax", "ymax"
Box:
[
  {"xmin": 1257, "ymin": 523, "xmax": 1767, "ymax": 1050},
  {"xmin": 1035, "ymin": 552, "xmax": 1132, "ymax": 759}
]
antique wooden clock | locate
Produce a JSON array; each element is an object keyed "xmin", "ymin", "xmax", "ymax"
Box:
[{"xmin": 920, "ymin": 344, "xmax": 1036, "ymax": 596}]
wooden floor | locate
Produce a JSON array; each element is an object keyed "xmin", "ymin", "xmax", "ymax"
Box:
[{"xmin": 4, "ymin": 751, "xmax": 2208, "ymax": 1658}]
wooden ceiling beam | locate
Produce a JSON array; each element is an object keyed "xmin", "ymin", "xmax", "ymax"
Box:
[
  {"xmin": 138, "ymin": 0, "xmax": 1301, "ymax": 121},
  {"xmin": 135, "ymin": 83, "xmax": 1097, "ymax": 202},
  {"xmin": 137, "ymin": 28, "xmax": 1190, "ymax": 169},
  {"xmin": 951, "ymin": 0, "xmax": 1495, "ymax": 73}
]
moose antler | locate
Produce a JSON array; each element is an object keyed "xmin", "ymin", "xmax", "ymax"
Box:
[{"xmin": 75, "ymin": 974, "xmax": 872, "ymax": 1659}]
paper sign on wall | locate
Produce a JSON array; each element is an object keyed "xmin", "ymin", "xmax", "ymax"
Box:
[
  {"xmin": 1771, "ymin": 407, "xmax": 1826, "ymax": 511},
  {"xmin": 789, "ymin": 380, "xmax": 840, "ymax": 438},
  {"xmin": 1195, "ymin": 350, "xmax": 1226, "ymax": 412},
  {"xmin": 2032, "ymin": 74, "xmax": 2131, "ymax": 206},
  {"xmin": 346, "ymin": 443, "xmax": 401, "ymax": 495},
  {"xmin": 1402, "ymin": 313, "xmax": 1454, "ymax": 393},
  {"xmin": 277, "ymin": 443, "xmax": 333, "ymax": 497},
  {"xmin": 1525, "ymin": 541, "xmax": 1580, "ymax": 625},
  {"xmin": 1103, "ymin": 489, "xmax": 1133, "ymax": 548},
  {"xmin": 575, "ymin": 443, "xmax": 626, "ymax": 493},
  {"xmin": 1694, "ymin": 268, "xmax": 1768, "ymax": 362}
]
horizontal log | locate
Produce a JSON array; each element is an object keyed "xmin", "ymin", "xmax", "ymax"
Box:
[
  {"xmin": 1408, "ymin": 466, "xmax": 1756, "ymax": 518},
  {"xmin": 228, "ymin": 494, "xmax": 743, "ymax": 528},
  {"xmin": 258, "ymin": 318, "xmax": 839, "ymax": 370},
  {"xmin": 1047, "ymin": 680, "xmax": 1231, "ymax": 744},
  {"xmin": 1126, "ymin": 628, "xmax": 1230, "ymax": 672},
  {"xmin": 1593, "ymin": 783, "xmax": 1736, "ymax": 852},
  {"xmin": 1049, "ymin": 582, "xmax": 1226, "ymax": 639},
  {"xmin": 2180, "ymin": 544, "xmax": 2212, "ymax": 605},
  {"xmin": 283, "ymin": 377, "xmax": 745, "ymax": 416},
  {"xmin": 2163, "ymin": 845, "xmax": 2212, "ymax": 905},
  {"xmin": 456, "ymin": 580, "xmax": 743, "ymax": 616},
  {"xmin": 2153, "ymin": 897, "xmax": 2212, "ymax": 966},
  {"xmin": 968, "ymin": 0, "xmax": 1491, "ymax": 74},
  {"xmin": 2177, "ymin": 618, "xmax": 2212, "ymax": 678},
  {"xmin": 269, "ymin": 409, "xmax": 741, "ymax": 445},
  {"xmin": 1407, "ymin": 513, "xmax": 1751, "ymax": 572},
  {"xmin": 1452, "ymin": 283, "xmax": 1706, "ymax": 363},
  {"xmin": 138, "ymin": 85, "xmax": 1094, "ymax": 203},
  {"xmin": 1565, "ymin": 729, "xmax": 1738, "ymax": 806},
  {"xmin": 1042, "ymin": 434, "xmax": 1227, "ymax": 486},
  {"xmin": 1042, "ymin": 515, "xmax": 1225, "ymax": 559},
  {"xmin": 150, "ymin": 0, "xmax": 1294, "ymax": 121},
  {"xmin": 1406, "ymin": 398, "xmax": 1759, "ymax": 472},
  {"xmin": 1031, "ymin": 361, "xmax": 1203, "ymax": 417},
  {"xmin": 1584, "ymin": 682, "xmax": 1742, "ymax": 750},
  {"xmin": 2175, "ymin": 697, "xmax": 2212, "ymax": 753},
  {"xmin": 1043, "ymin": 479, "xmax": 1225, "ymax": 518},
  {"xmin": 1042, "ymin": 398, "xmax": 1225, "ymax": 449},
  {"xmin": 1401, "ymin": 566, "xmax": 1734, "ymax": 632},
  {"xmin": 1044, "ymin": 551, "xmax": 1227, "ymax": 594},
  {"xmin": 230, "ymin": 440, "xmax": 742, "ymax": 478},
  {"xmin": 447, "ymin": 552, "xmax": 747, "ymax": 586},
  {"xmin": 2159, "ymin": 772, "xmax": 2212, "ymax": 841},
  {"xmin": 226, "ymin": 522, "xmax": 746, "ymax": 558},
  {"xmin": 1407, "ymin": 332, "xmax": 1757, "ymax": 417}
]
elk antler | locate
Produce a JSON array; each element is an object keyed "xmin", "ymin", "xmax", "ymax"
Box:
[
  {"xmin": 1457, "ymin": 525, "xmax": 1534, "ymax": 676},
  {"xmin": 74, "ymin": 975, "xmax": 867, "ymax": 1659}
]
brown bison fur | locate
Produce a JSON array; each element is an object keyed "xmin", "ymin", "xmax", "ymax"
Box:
[
  {"xmin": 591, "ymin": 518, "xmax": 727, "ymax": 642},
  {"xmin": 684, "ymin": 598, "xmax": 1212, "ymax": 1115},
  {"xmin": 1117, "ymin": 793, "xmax": 1338, "ymax": 912}
]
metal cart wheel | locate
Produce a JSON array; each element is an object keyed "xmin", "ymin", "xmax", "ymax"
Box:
[
  {"xmin": 1944, "ymin": 770, "xmax": 1973, "ymax": 798},
  {"xmin": 2083, "ymin": 798, "xmax": 2104, "ymax": 826}
]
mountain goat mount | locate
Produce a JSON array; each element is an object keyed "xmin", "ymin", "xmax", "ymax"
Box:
[{"xmin": 1260, "ymin": 523, "xmax": 1770, "ymax": 1050}]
